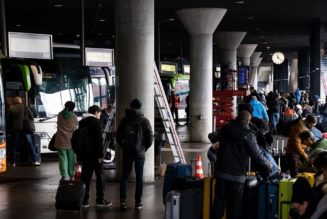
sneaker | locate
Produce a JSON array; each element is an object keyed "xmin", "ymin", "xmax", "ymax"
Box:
[
  {"xmin": 33, "ymin": 162, "xmax": 41, "ymax": 166},
  {"xmin": 82, "ymin": 201, "xmax": 90, "ymax": 208},
  {"xmin": 96, "ymin": 199, "xmax": 112, "ymax": 207},
  {"xmin": 120, "ymin": 202, "xmax": 127, "ymax": 210},
  {"xmin": 135, "ymin": 203, "xmax": 143, "ymax": 210}
]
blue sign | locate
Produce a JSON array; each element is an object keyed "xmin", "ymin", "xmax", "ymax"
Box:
[{"xmin": 238, "ymin": 66, "xmax": 248, "ymax": 85}]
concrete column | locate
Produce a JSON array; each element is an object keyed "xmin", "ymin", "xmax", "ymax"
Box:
[
  {"xmin": 177, "ymin": 8, "xmax": 227, "ymax": 143},
  {"xmin": 289, "ymin": 58, "xmax": 298, "ymax": 93},
  {"xmin": 214, "ymin": 32, "xmax": 246, "ymax": 70},
  {"xmin": 310, "ymin": 18, "xmax": 321, "ymax": 97},
  {"xmin": 115, "ymin": 0, "xmax": 154, "ymax": 182},
  {"xmin": 250, "ymin": 52, "xmax": 262, "ymax": 88},
  {"xmin": 298, "ymin": 47, "xmax": 310, "ymax": 90},
  {"xmin": 238, "ymin": 44, "xmax": 257, "ymax": 66}
]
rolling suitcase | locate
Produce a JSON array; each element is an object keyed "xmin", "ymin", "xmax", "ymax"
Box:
[
  {"xmin": 278, "ymin": 178, "xmax": 296, "ymax": 219},
  {"xmin": 242, "ymin": 176, "xmax": 259, "ymax": 219},
  {"xmin": 203, "ymin": 177, "xmax": 226, "ymax": 219},
  {"xmin": 163, "ymin": 162, "xmax": 192, "ymax": 205},
  {"xmin": 257, "ymin": 180, "xmax": 279, "ymax": 219},
  {"xmin": 180, "ymin": 188, "xmax": 203, "ymax": 219},
  {"xmin": 165, "ymin": 191, "xmax": 180, "ymax": 219},
  {"xmin": 55, "ymin": 180, "xmax": 86, "ymax": 211}
]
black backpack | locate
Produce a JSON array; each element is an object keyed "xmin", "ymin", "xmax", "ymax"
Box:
[
  {"xmin": 71, "ymin": 126, "xmax": 89, "ymax": 156},
  {"xmin": 123, "ymin": 118, "xmax": 144, "ymax": 154}
]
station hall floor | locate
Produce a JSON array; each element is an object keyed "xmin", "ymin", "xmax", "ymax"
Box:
[
  {"xmin": 0, "ymin": 124, "xmax": 213, "ymax": 219},
  {"xmin": 0, "ymin": 124, "xmax": 287, "ymax": 219}
]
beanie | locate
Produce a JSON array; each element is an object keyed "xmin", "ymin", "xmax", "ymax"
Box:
[{"xmin": 130, "ymin": 98, "xmax": 142, "ymax": 109}]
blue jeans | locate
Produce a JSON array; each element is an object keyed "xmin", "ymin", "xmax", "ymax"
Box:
[
  {"xmin": 270, "ymin": 112, "xmax": 280, "ymax": 133},
  {"xmin": 11, "ymin": 131, "xmax": 38, "ymax": 164},
  {"xmin": 120, "ymin": 156, "xmax": 145, "ymax": 204}
]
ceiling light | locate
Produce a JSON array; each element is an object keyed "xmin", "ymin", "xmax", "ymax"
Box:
[
  {"xmin": 263, "ymin": 42, "xmax": 268, "ymax": 44},
  {"xmin": 246, "ymin": 16, "xmax": 254, "ymax": 20},
  {"xmin": 266, "ymin": 46, "xmax": 271, "ymax": 50},
  {"xmin": 16, "ymin": 24, "xmax": 21, "ymax": 27},
  {"xmin": 167, "ymin": 18, "xmax": 175, "ymax": 22},
  {"xmin": 54, "ymin": 4, "xmax": 63, "ymax": 7},
  {"xmin": 235, "ymin": 0, "xmax": 245, "ymax": 4},
  {"xmin": 76, "ymin": 34, "xmax": 80, "ymax": 38},
  {"xmin": 99, "ymin": 19, "xmax": 106, "ymax": 22}
]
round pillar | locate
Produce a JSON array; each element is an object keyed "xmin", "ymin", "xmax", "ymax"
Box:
[
  {"xmin": 177, "ymin": 8, "xmax": 227, "ymax": 143},
  {"xmin": 115, "ymin": 0, "xmax": 154, "ymax": 182}
]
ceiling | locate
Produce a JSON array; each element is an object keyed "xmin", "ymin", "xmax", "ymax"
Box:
[{"xmin": 3, "ymin": 0, "xmax": 327, "ymax": 65}]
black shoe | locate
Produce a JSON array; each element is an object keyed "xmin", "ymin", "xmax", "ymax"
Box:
[
  {"xmin": 120, "ymin": 202, "xmax": 127, "ymax": 210},
  {"xmin": 82, "ymin": 201, "xmax": 90, "ymax": 208},
  {"xmin": 96, "ymin": 199, "xmax": 112, "ymax": 207},
  {"xmin": 135, "ymin": 203, "xmax": 143, "ymax": 210}
]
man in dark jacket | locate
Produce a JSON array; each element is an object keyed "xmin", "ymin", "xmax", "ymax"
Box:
[
  {"xmin": 79, "ymin": 105, "xmax": 112, "ymax": 208},
  {"xmin": 116, "ymin": 98, "xmax": 153, "ymax": 210},
  {"xmin": 211, "ymin": 111, "xmax": 272, "ymax": 219}
]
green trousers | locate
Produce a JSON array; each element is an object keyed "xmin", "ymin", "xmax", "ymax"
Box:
[{"xmin": 58, "ymin": 149, "xmax": 76, "ymax": 178}]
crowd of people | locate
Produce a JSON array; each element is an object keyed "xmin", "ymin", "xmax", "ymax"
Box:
[{"xmin": 207, "ymin": 87, "xmax": 327, "ymax": 219}]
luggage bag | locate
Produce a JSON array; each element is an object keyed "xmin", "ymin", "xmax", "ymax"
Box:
[
  {"xmin": 165, "ymin": 190, "xmax": 180, "ymax": 219},
  {"xmin": 257, "ymin": 181, "xmax": 279, "ymax": 219},
  {"xmin": 278, "ymin": 178, "xmax": 296, "ymax": 219},
  {"xmin": 55, "ymin": 180, "xmax": 86, "ymax": 211},
  {"xmin": 162, "ymin": 162, "xmax": 192, "ymax": 205}
]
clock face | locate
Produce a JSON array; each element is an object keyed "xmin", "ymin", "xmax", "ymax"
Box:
[{"xmin": 272, "ymin": 52, "xmax": 285, "ymax": 65}]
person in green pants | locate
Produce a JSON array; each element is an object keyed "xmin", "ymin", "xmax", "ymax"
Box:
[{"xmin": 54, "ymin": 101, "xmax": 78, "ymax": 181}]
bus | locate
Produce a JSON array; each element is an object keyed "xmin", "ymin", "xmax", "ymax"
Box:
[
  {"xmin": 159, "ymin": 61, "xmax": 190, "ymax": 121},
  {"xmin": 1, "ymin": 44, "xmax": 115, "ymax": 154}
]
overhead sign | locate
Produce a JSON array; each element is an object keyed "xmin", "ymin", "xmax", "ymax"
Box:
[
  {"xmin": 238, "ymin": 66, "xmax": 249, "ymax": 85},
  {"xmin": 160, "ymin": 62, "xmax": 177, "ymax": 74},
  {"xmin": 85, "ymin": 47, "xmax": 114, "ymax": 67},
  {"xmin": 8, "ymin": 32, "xmax": 53, "ymax": 59}
]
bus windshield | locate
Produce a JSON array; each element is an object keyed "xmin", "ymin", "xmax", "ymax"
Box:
[{"xmin": 33, "ymin": 55, "xmax": 93, "ymax": 118}]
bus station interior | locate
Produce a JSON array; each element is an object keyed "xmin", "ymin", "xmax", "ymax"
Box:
[{"xmin": 1, "ymin": 0, "xmax": 327, "ymax": 218}]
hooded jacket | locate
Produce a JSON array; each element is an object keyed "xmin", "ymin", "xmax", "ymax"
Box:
[
  {"xmin": 116, "ymin": 108, "xmax": 153, "ymax": 158},
  {"xmin": 54, "ymin": 110, "xmax": 78, "ymax": 150},
  {"xmin": 77, "ymin": 113, "xmax": 103, "ymax": 160},
  {"xmin": 215, "ymin": 120, "xmax": 271, "ymax": 183}
]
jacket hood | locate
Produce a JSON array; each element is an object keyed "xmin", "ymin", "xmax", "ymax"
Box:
[
  {"xmin": 125, "ymin": 108, "xmax": 144, "ymax": 119},
  {"xmin": 81, "ymin": 113, "xmax": 97, "ymax": 119},
  {"xmin": 59, "ymin": 110, "xmax": 75, "ymax": 120}
]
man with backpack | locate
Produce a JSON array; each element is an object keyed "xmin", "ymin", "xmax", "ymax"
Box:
[
  {"xmin": 116, "ymin": 98, "xmax": 153, "ymax": 210},
  {"xmin": 74, "ymin": 105, "xmax": 112, "ymax": 208}
]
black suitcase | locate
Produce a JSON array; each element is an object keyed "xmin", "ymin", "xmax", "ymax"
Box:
[
  {"xmin": 180, "ymin": 188, "xmax": 203, "ymax": 219},
  {"xmin": 55, "ymin": 180, "xmax": 86, "ymax": 210}
]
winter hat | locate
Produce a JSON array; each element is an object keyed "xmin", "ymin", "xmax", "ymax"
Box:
[{"xmin": 130, "ymin": 98, "xmax": 142, "ymax": 109}]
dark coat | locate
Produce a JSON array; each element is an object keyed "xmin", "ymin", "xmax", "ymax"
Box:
[
  {"xmin": 78, "ymin": 114, "xmax": 103, "ymax": 161},
  {"xmin": 215, "ymin": 120, "xmax": 271, "ymax": 183},
  {"xmin": 116, "ymin": 108, "xmax": 153, "ymax": 159}
]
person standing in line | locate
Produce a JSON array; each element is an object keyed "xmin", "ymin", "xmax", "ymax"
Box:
[
  {"xmin": 100, "ymin": 103, "xmax": 113, "ymax": 130},
  {"xmin": 169, "ymin": 90, "xmax": 180, "ymax": 125},
  {"xmin": 116, "ymin": 98, "xmax": 153, "ymax": 210},
  {"xmin": 79, "ymin": 105, "xmax": 112, "ymax": 208},
  {"xmin": 211, "ymin": 111, "xmax": 272, "ymax": 219},
  {"xmin": 8, "ymin": 96, "xmax": 40, "ymax": 166},
  {"xmin": 54, "ymin": 101, "xmax": 78, "ymax": 181}
]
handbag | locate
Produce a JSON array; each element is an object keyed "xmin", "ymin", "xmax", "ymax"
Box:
[
  {"xmin": 48, "ymin": 133, "xmax": 57, "ymax": 151},
  {"xmin": 23, "ymin": 106, "xmax": 35, "ymax": 133}
]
